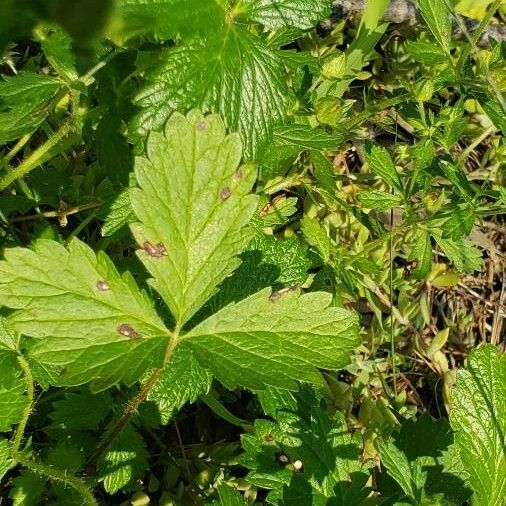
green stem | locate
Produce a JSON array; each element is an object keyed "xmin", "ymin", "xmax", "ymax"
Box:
[
  {"xmin": 0, "ymin": 119, "xmax": 76, "ymax": 191},
  {"xmin": 17, "ymin": 455, "xmax": 98, "ymax": 506},
  {"xmin": 1, "ymin": 133, "xmax": 31, "ymax": 168},
  {"xmin": 10, "ymin": 355, "xmax": 34, "ymax": 459}
]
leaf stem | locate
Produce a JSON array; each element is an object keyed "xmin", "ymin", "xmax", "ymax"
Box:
[
  {"xmin": 83, "ymin": 367, "xmax": 162, "ymax": 473},
  {"xmin": 0, "ymin": 119, "xmax": 76, "ymax": 191},
  {"xmin": 16, "ymin": 455, "xmax": 98, "ymax": 506}
]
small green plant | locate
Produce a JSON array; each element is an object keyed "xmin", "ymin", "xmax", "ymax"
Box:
[{"xmin": 0, "ymin": 0, "xmax": 505, "ymax": 504}]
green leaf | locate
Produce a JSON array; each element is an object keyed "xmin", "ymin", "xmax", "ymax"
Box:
[
  {"xmin": 240, "ymin": 385, "xmax": 368, "ymax": 503},
  {"xmin": 379, "ymin": 440, "xmax": 419, "ymax": 501},
  {"xmin": 449, "ymin": 345, "xmax": 506, "ymax": 506},
  {"xmin": 0, "ymin": 351, "xmax": 28, "ymax": 432},
  {"xmin": 99, "ymin": 187, "xmax": 135, "ymax": 237},
  {"xmin": 192, "ymin": 233, "xmax": 310, "ymax": 324},
  {"xmin": 431, "ymin": 232, "xmax": 482, "ymax": 273},
  {"xmin": 213, "ymin": 484, "xmax": 247, "ymax": 505},
  {"xmin": 408, "ymin": 228, "xmax": 432, "ymax": 280},
  {"xmin": 146, "ymin": 346, "xmax": 213, "ymax": 425},
  {"xmin": 356, "ymin": 190, "xmax": 403, "ymax": 210},
  {"xmin": 0, "ymin": 72, "xmax": 62, "ymax": 143},
  {"xmin": 417, "ymin": 0, "xmax": 452, "ymax": 53},
  {"xmin": 9, "ymin": 470, "xmax": 46, "ymax": 506},
  {"xmin": 0, "ymin": 315, "xmax": 19, "ymax": 351},
  {"xmin": 185, "ymin": 288, "xmax": 359, "ymax": 390},
  {"xmin": 47, "ymin": 441, "xmax": 85, "ymax": 474},
  {"xmin": 272, "ymin": 124, "xmax": 345, "ymax": 151},
  {"xmin": 130, "ymin": 110, "xmax": 258, "ymax": 326},
  {"xmin": 0, "ymin": 437, "xmax": 14, "ymax": 482},
  {"xmin": 116, "ymin": 0, "xmax": 224, "ymax": 40},
  {"xmin": 97, "ymin": 424, "xmax": 149, "ymax": 494},
  {"xmin": 238, "ymin": 0, "xmax": 331, "ymax": 30},
  {"xmin": 405, "ymin": 40, "xmax": 448, "ymax": 66},
  {"xmin": 50, "ymin": 390, "xmax": 111, "ymax": 430},
  {"xmin": 133, "ymin": 29, "xmax": 289, "ymax": 158},
  {"xmin": 300, "ymin": 216, "xmax": 331, "ymax": 263},
  {"xmin": 365, "ymin": 143, "xmax": 403, "ymax": 195},
  {"xmin": 0, "ymin": 238, "xmax": 169, "ymax": 390},
  {"xmin": 40, "ymin": 30, "xmax": 78, "ymax": 81}
]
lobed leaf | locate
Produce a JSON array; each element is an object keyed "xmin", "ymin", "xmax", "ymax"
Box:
[
  {"xmin": 130, "ymin": 110, "xmax": 258, "ymax": 326},
  {"xmin": 133, "ymin": 29, "xmax": 289, "ymax": 158},
  {"xmin": 0, "ymin": 238, "xmax": 169, "ymax": 390},
  {"xmin": 185, "ymin": 288, "xmax": 359, "ymax": 390}
]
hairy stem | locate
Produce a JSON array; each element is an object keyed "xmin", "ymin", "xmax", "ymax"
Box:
[
  {"xmin": 17, "ymin": 455, "xmax": 98, "ymax": 506},
  {"xmin": 10, "ymin": 355, "xmax": 34, "ymax": 459},
  {"xmin": 0, "ymin": 119, "xmax": 76, "ymax": 191},
  {"xmin": 83, "ymin": 367, "xmax": 162, "ymax": 472},
  {"xmin": 10, "ymin": 354, "xmax": 98, "ymax": 505}
]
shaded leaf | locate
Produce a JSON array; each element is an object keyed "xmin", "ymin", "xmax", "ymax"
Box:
[{"xmin": 133, "ymin": 30, "xmax": 289, "ymax": 158}]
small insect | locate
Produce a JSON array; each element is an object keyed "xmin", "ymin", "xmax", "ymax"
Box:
[
  {"xmin": 96, "ymin": 280, "xmax": 110, "ymax": 292},
  {"xmin": 269, "ymin": 286, "xmax": 298, "ymax": 303},
  {"xmin": 117, "ymin": 324, "xmax": 141, "ymax": 339},
  {"xmin": 264, "ymin": 433, "xmax": 275, "ymax": 443},
  {"xmin": 220, "ymin": 187, "xmax": 231, "ymax": 201},
  {"xmin": 142, "ymin": 241, "xmax": 167, "ymax": 258}
]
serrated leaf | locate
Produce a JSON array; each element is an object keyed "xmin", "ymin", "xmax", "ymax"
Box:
[
  {"xmin": 133, "ymin": 29, "xmax": 289, "ymax": 158},
  {"xmin": 441, "ymin": 206, "xmax": 475, "ymax": 240},
  {"xmin": 9, "ymin": 470, "xmax": 46, "ymax": 506},
  {"xmin": 47, "ymin": 442, "xmax": 85, "ymax": 474},
  {"xmin": 146, "ymin": 346, "xmax": 212, "ymax": 425},
  {"xmin": 116, "ymin": 0, "xmax": 224, "ymax": 40},
  {"xmin": 379, "ymin": 440, "xmax": 419, "ymax": 501},
  {"xmin": 192, "ymin": 233, "xmax": 309, "ymax": 326},
  {"xmin": 417, "ymin": 0, "xmax": 452, "ymax": 53},
  {"xmin": 99, "ymin": 187, "xmax": 135, "ymax": 237},
  {"xmin": 405, "ymin": 40, "xmax": 448, "ymax": 66},
  {"xmin": 50, "ymin": 390, "xmax": 111, "ymax": 430},
  {"xmin": 300, "ymin": 216, "xmax": 331, "ymax": 263},
  {"xmin": 0, "ymin": 238, "xmax": 169, "ymax": 390},
  {"xmin": 130, "ymin": 110, "xmax": 258, "ymax": 326},
  {"xmin": 97, "ymin": 424, "xmax": 149, "ymax": 494},
  {"xmin": 408, "ymin": 228, "xmax": 432, "ymax": 280},
  {"xmin": 272, "ymin": 124, "xmax": 345, "ymax": 150},
  {"xmin": 431, "ymin": 232, "xmax": 482, "ymax": 273},
  {"xmin": 238, "ymin": 0, "xmax": 331, "ymax": 30},
  {"xmin": 0, "ymin": 351, "xmax": 28, "ymax": 432},
  {"xmin": 449, "ymin": 345, "xmax": 506, "ymax": 506},
  {"xmin": 365, "ymin": 143, "xmax": 403, "ymax": 195},
  {"xmin": 0, "ymin": 72, "xmax": 61, "ymax": 144},
  {"xmin": 0, "ymin": 315, "xmax": 19, "ymax": 351},
  {"xmin": 0, "ymin": 437, "xmax": 14, "ymax": 481},
  {"xmin": 185, "ymin": 288, "xmax": 359, "ymax": 390},
  {"xmin": 356, "ymin": 190, "xmax": 402, "ymax": 211},
  {"xmin": 40, "ymin": 30, "xmax": 78, "ymax": 81},
  {"xmin": 240, "ymin": 385, "xmax": 368, "ymax": 503}
]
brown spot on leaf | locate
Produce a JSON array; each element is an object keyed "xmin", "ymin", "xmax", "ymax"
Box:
[
  {"xmin": 96, "ymin": 280, "xmax": 110, "ymax": 292},
  {"xmin": 220, "ymin": 187, "xmax": 231, "ymax": 201},
  {"xmin": 235, "ymin": 168, "xmax": 244, "ymax": 180},
  {"xmin": 264, "ymin": 433, "xmax": 274, "ymax": 443},
  {"xmin": 196, "ymin": 120, "xmax": 206, "ymax": 131},
  {"xmin": 117, "ymin": 324, "xmax": 141, "ymax": 339},
  {"xmin": 269, "ymin": 286, "xmax": 298, "ymax": 303},
  {"xmin": 142, "ymin": 241, "xmax": 167, "ymax": 258}
]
